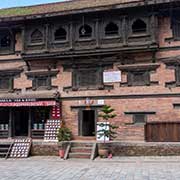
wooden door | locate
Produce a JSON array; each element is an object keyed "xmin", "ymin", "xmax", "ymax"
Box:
[{"xmin": 145, "ymin": 122, "xmax": 180, "ymax": 142}]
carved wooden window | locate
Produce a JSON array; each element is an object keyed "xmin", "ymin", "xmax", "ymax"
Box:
[
  {"xmin": 0, "ymin": 76, "xmax": 12, "ymax": 90},
  {"xmin": 172, "ymin": 13, "xmax": 180, "ymax": 40},
  {"xmin": 31, "ymin": 29, "xmax": 43, "ymax": 44},
  {"xmin": 132, "ymin": 19, "xmax": 147, "ymax": 34},
  {"xmin": 79, "ymin": 24, "xmax": 92, "ymax": 38},
  {"xmin": 175, "ymin": 65, "xmax": 180, "ymax": 86},
  {"xmin": 73, "ymin": 68, "xmax": 102, "ymax": 89},
  {"xmin": 133, "ymin": 114, "xmax": 146, "ymax": 124},
  {"xmin": 105, "ymin": 22, "xmax": 119, "ymax": 36},
  {"xmin": 54, "ymin": 27, "xmax": 67, "ymax": 41},
  {"xmin": 0, "ymin": 30, "xmax": 12, "ymax": 51},
  {"xmin": 128, "ymin": 71, "xmax": 150, "ymax": 86},
  {"xmin": 32, "ymin": 76, "xmax": 51, "ymax": 90}
]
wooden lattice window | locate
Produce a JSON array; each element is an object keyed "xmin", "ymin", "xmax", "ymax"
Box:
[
  {"xmin": 132, "ymin": 19, "xmax": 147, "ymax": 34},
  {"xmin": 0, "ymin": 77, "xmax": 12, "ymax": 90},
  {"xmin": 73, "ymin": 68, "xmax": 102, "ymax": 89},
  {"xmin": 0, "ymin": 30, "xmax": 12, "ymax": 51},
  {"xmin": 31, "ymin": 29, "xmax": 43, "ymax": 44},
  {"xmin": 133, "ymin": 114, "xmax": 146, "ymax": 124},
  {"xmin": 32, "ymin": 76, "xmax": 51, "ymax": 90},
  {"xmin": 128, "ymin": 71, "xmax": 150, "ymax": 86},
  {"xmin": 54, "ymin": 27, "xmax": 67, "ymax": 41},
  {"xmin": 172, "ymin": 13, "xmax": 180, "ymax": 40},
  {"xmin": 105, "ymin": 22, "xmax": 119, "ymax": 36},
  {"xmin": 79, "ymin": 24, "xmax": 92, "ymax": 38}
]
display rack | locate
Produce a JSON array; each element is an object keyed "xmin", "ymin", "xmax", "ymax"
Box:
[
  {"xmin": 9, "ymin": 138, "xmax": 31, "ymax": 158},
  {"xmin": 44, "ymin": 119, "xmax": 61, "ymax": 142}
]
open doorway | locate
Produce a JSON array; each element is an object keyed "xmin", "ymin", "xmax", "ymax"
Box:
[
  {"xmin": 80, "ymin": 110, "xmax": 95, "ymax": 136},
  {"xmin": 14, "ymin": 108, "xmax": 29, "ymax": 137}
]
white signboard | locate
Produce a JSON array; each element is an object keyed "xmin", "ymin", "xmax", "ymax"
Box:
[
  {"xmin": 96, "ymin": 122, "xmax": 110, "ymax": 141},
  {"xmin": 103, "ymin": 71, "xmax": 121, "ymax": 83},
  {"xmin": 97, "ymin": 99, "xmax": 104, "ymax": 105}
]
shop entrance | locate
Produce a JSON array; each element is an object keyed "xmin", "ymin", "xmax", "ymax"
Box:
[
  {"xmin": 14, "ymin": 108, "xmax": 29, "ymax": 137},
  {"xmin": 79, "ymin": 110, "xmax": 95, "ymax": 136}
]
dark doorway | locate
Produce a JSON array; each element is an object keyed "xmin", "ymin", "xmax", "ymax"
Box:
[
  {"xmin": 14, "ymin": 108, "xmax": 29, "ymax": 137},
  {"xmin": 80, "ymin": 110, "xmax": 95, "ymax": 136}
]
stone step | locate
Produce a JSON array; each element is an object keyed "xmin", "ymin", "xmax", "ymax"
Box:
[
  {"xmin": 71, "ymin": 143, "xmax": 94, "ymax": 148},
  {"xmin": 71, "ymin": 147, "xmax": 92, "ymax": 153},
  {"xmin": 0, "ymin": 148, "xmax": 9, "ymax": 152},
  {"xmin": 68, "ymin": 152, "xmax": 91, "ymax": 159}
]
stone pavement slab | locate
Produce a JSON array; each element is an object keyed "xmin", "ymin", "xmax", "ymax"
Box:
[{"xmin": 0, "ymin": 156, "xmax": 180, "ymax": 180}]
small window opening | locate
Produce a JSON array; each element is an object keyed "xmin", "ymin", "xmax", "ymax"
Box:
[
  {"xmin": 54, "ymin": 27, "xmax": 67, "ymax": 41},
  {"xmin": 105, "ymin": 22, "xmax": 119, "ymax": 36},
  {"xmin": 31, "ymin": 29, "xmax": 43, "ymax": 43},
  {"xmin": 79, "ymin": 24, "xmax": 92, "ymax": 38},
  {"xmin": 132, "ymin": 19, "xmax": 147, "ymax": 34}
]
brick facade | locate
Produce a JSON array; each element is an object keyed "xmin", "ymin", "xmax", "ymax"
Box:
[{"xmin": 0, "ymin": 1, "xmax": 180, "ymax": 141}]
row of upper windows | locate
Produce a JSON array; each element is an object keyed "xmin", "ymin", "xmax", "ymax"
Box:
[
  {"xmin": 0, "ymin": 64, "xmax": 180, "ymax": 92},
  {"xmin": 30, "ymin": 19, "xmax": 147, "ymax": 44}
]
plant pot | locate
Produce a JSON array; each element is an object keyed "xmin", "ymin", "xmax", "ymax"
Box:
[
  {"xmin": 59, "ymin": 149, "xmax": 65, "ymax": 158},
  {"xmin": 98, "ymin": 148, "xmax": 109, "ymax": 158}
]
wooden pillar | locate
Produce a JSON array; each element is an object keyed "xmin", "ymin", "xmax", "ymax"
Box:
[
  {"xmin": 95, "ymin": 18, "xmax": 100, "ymax": 48},
  {"xmin": 8, "ymin": 108, "xmax": 12, "ymax": 138},
  {"xmin": 45, "ymin": 24, "xmax": 49, "ymax": 51},
  {"xmin": 122, "ymin": 16, "xmax": 127, "ymax": 46},
  {"xmin": 69, "ymin": 22, "xmax": 73, "ymax": 50},
  {"xmin": 21, "ymin": 27, "xmax": 25, "ymax": 53},
  {"xmin": 28, "ymin": 107, "xmax": 32, "ymax": 137}
]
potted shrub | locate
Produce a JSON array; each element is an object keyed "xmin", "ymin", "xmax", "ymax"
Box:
[
  {"xmin": 97, "ymin": 105, "xmax": 118, "ymax": 158},
  {"xmin": 57, "ymin": 126, "xmax": 72, "ymax": 158}
]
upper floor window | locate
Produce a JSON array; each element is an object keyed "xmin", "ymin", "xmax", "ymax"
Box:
[
  {"xmin": 79, "ymin": 24, "xmax": 92, "ymax": 39},
  {"xmin": 54, "ymin": 27, "xmax": 67, "ymax": 41},
  {"xmin": 133, "ymin": 114, "xmax": 146, "ymax": 124},
  {"xmin": 73, "ymin": 67, "xmax": 102, "ymax": 89},
  {"xmin": 132, "ymin": 19, "xmax": 147, "ymax": 34},
  {"xmin": 31, "ymin": 29, "xmax": 43, "ymax": 44},
  {"xmin": 32, "ymin": 75, "xmax": 51, "ymax": 90},
  {"xmin": 0, "ymin": 77, "xmax": 11, "ymax": 90},
  {"xmin": 0, "ymin": 30, "xmax": 12, "ymax": 51},
  {"xmin": 172, "ymin": 12, "xmax": 180, "ymax": 40},
  {"xmin": 128, "ymin": 71, "xmax": 150, "ymax": 86},
  {"xmin": 105, "ymin": 22, "xmax": 119, "ymax": 36}
]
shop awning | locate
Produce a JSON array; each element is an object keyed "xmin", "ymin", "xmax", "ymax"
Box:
[{"xmin": 0, "ymin": 100, "xmax": 56, "ymax": 107}]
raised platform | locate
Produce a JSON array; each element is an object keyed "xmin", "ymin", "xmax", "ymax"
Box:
[{"xmin": 1, "ymin": 139, "xmax": 180, "ymax": 156}]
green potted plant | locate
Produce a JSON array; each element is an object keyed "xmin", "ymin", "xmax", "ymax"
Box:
[
  {"xmin": 57, "ymin": 126, "xmax": 72, "ymax": 158},
  {"xmin": 97, "ymin": 105, "xmax": 118, "ymax": 158}
]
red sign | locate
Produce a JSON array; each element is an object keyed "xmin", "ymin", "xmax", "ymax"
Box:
[
  {"xmin": 51, "ymin": 103, "xmax": 61, "ymax": 119},
  {"xmin": 0, "ymin": 101, "xmax": 56, "ymax": 107}
]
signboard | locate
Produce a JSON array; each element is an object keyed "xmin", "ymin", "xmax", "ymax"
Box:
[
  {"xmin": 96, "ymin": 122, "xmax": 110, "ymax": 141},
  {"xmin": 0, "ymin": 100, "xmax": 56, "ymax": 107},
  {"xmin": 97, "ymin": 99, "xmax": 105, "ymax": 105},
  {"xmin": 103, "ymin": 71, "xmax": 121, "ymax": 83}
]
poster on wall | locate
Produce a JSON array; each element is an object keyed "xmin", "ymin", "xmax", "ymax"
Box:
[
  {"xmin": 103, "ymin": 71, "xmax": 121, "ymax": 83},
  {"xmin": 96, "ymin": 122, "xmax": 110, "ymax": 141}
]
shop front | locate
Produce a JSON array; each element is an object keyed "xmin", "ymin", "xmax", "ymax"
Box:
[{"xmin": 0, "ymin": 98, "xmax": 60, "ymax": 139}]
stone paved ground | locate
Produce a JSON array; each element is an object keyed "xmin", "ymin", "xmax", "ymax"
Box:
[{"xmin": 0, "ymin": 156, "xmax": 180, "ymax": 180}]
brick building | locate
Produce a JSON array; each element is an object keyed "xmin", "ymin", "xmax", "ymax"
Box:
[{"xmin": 0, "ymin": 0, "xmax": 180, "ymax": 142}]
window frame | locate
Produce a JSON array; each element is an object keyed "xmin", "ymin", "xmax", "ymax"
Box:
[
  {"xmin": 0, "ymin": 76, "xmax": 13, "ymax": 92},
  {"xmin": 29, "ymin": 29, "xmax": 44, "ymax": 45},
  {"xmin": 53, "ymin": 25, "xmax": 68, "ymax": 43},
  {"xmin": 72, "ymin": 67, "xmax": 103, "ymax": 90},
  {"xmin": 32, "ymin": 75, "xmax": 52, "ymax": 91},
  {"xmin": 171, "ymin": 12, "xmax": 180, "ymax": 40},
  {"xmin": 104, "ymin": 22, "xmax": 119, "ymax": 37},
  {"xmin": 127, "ymin": 70, "xmax": 150, "ymax": 86},
  {"xmin": 0, "ymin": 29, "xmax": 14, "ymax": 54},
  {"xmin": 133, "ymin": 114, "xmax": 147, "ymax": 124}
]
